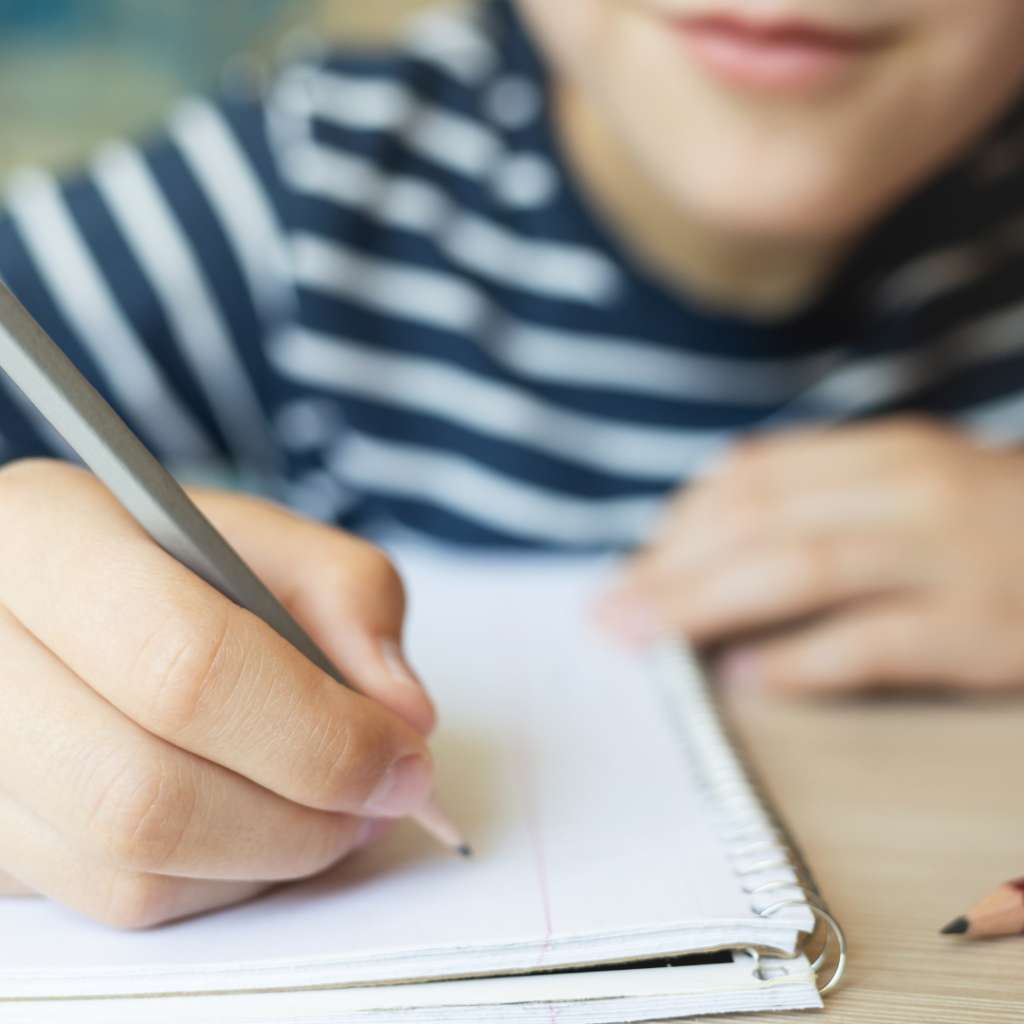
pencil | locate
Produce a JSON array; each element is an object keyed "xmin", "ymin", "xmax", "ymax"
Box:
[
  {"xmin": 0, "ymin": 278, "xmax": 470, "ymax": 858},
  {"xmin": 941, "ymin": 877, "xmax": 1024, "ymax": 938}
]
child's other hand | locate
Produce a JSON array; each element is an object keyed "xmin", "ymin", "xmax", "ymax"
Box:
[
  {"xmin": 600, "ymin": 418, "xmax": 1024, "ymax": 695},
  {"xmin": 0, "ymin": 460, "xmax": 435, "ymax": 925}
]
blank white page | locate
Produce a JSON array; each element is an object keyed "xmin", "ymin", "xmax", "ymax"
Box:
[{"xmin": 0, "ymin": 550, "xmax": 805, "ymax": 1000}]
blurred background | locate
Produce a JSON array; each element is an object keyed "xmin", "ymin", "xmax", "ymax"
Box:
[{"xmin": 0, "ymin": 0, "xmax": 436, "ymax": 180}]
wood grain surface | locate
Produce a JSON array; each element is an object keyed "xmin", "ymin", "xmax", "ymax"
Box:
[{"xmin": 686, "ymin": 692, "xmax": 1024, "ymax": 1023}]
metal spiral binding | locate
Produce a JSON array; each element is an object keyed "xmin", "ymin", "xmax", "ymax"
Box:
[{"xmin": 653, "ymin": 637, "xmax": 847, "ymax": 994}]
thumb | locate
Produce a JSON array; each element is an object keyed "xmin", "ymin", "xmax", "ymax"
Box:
[{"xmin": 188, "ymin": 489, "xmax": 437, "ymax": 736}]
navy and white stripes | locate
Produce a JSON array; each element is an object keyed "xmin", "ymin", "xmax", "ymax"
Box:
[{"xmin": 2, "ymin": 0, "xmax": 1024, "ymax": 548}]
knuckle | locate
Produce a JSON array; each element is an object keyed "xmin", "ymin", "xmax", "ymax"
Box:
[
  {"xmin": 300, "ymin": 711, "xmax": 391, "ymax": 810},
  {"xmin": 130, "ymin": 606, "xmax": 239, "ymax": 740},
  {"xmin": 904, "ymin": 464, "xmax": 963, "ymax": 519},
  {"xmin": 718, "ymin": 481, "xmax": 772, "ymax": 544},
  {"xmin": 307, "ymin": 538, "xmax": 407, "ymax": 629},
  {"xmin": 313, "ymin": 539, "xmax": 408, "ymax": 634},
  {"xmin": 300, "ymin": 718, "xmax": 362, "ymax": 807},
  {"xmin": 96, "ymin": 872, "xmax": 180, "ymax": 930},
  {"xmin": 352, "ymin": 542, "xmax": 406, "ymax": 606},
  {"xmin": 85, "ymin": 752, "xmax": 196, "ymax": 873},
  {"xmin": 787, "ymin": 539, "xmax": 838, "ymax": 600}
]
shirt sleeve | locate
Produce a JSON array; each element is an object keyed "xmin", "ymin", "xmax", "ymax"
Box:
[{"xmin": 0, "ymin": 91, "xmax": 294, "ymax": 478}]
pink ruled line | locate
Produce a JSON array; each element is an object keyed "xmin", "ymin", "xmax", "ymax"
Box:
[
  {"xmin": 501, "ymin": 650, "xmax": 554, "ymax": 963},
  {"xmin": 497, "ymin": 629, "xmax": 558, "ymax": 1022},
  {"xmin": 520, "ymin": 779, "xmax": 559, "ymax": 1024},
  {"xmin": 520, "ymin": 739, "xmax": 554, "ymax": 952}
]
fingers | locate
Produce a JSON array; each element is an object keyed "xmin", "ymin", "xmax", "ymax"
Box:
[
  {"xmin": 714, "ymin": 597, "xmax": 952, "ymax": 695},
  {"xmin": 189, "ymin": 489, "xmax": 436, "ymax": 736},
  {"xmin": 0, "ymin": 606, "xmax": 382, "ymax": 882},
  {"xmin": 0, "ymin": 788, "xmax": 270, "ymax": 928},
  {"xmin": 0, "ymin": 462, "xmax": 433, "ymax": 821},
  {"xmin": 643, "ymin": 479, "xmax": 911, "ymax": 582},
  {"xmin": 638, "ymin": 417, "xmax": 965, "ymax": 579},
  {"xmin": 596, "ymin": 419, "xmax": 1024, "ymax": 696},
  {"xmin": 602, "ymin": 418, "xmax": 973, "ymax": 643},
  {"xmin": 606, "ymin": 531, "xmax": 933, "ymax": 644}
]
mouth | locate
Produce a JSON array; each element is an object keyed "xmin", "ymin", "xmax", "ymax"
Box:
[{"xmin": 671, "ymin": 12, "xmax": 895, "ymax": 94}]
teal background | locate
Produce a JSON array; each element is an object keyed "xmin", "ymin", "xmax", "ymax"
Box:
[{"xmin": 0, "ymin": 0, "xmax": 431, "ymax": 179}]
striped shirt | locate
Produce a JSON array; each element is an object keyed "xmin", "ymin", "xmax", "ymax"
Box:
[{"xmin": 2, "ymin": 0, "xmax": 1024, "ymax": 549}]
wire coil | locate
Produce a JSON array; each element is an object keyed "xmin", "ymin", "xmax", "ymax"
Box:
[{"xmin": 654, "ymin": 637, "xmax": 847, "ymax": 994}]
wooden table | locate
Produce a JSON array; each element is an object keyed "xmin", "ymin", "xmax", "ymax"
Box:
[{"xmin": 696, "ymin": 692, "xmax": 1024, "ymax": 1023}]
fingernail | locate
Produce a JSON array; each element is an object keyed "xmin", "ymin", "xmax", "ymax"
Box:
[
  {"xmin": 380, "ymin": 638, "xmax": 423, "ymax": 689},
  {"xmin": 719, "ymin": 647, "xmax": 764, "ymax": 690},
  {"xmin": 364, "ymin": 754, "xmax": 432, "ymax": 816},
  {"xmin": 356, "ymin": 817, "xmax": 396, "ymax": 849},
  {"xmin": 596, "ymin": 592, "xmax": 660, "ymax": 644}
]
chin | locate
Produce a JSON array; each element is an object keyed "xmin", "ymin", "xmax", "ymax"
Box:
[
  {"xmin": 652, "ymin": 137, "xmax": 904, "ymax": 243},
  {"xmin": 683, "ymin": 183, "xmax": 886, "ymax": 243}
]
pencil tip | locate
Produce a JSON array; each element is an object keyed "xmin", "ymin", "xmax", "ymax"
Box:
[
  {"xmin": 457, "ymin": 843, "xmax": 473, "ymax": 858},
  {"xmin": 410, "ymin": 791, "xmax": 469, "ymax": 855},
  {"xmin": 941, "ymin": 916, "xmax": 969, "ymax": 935}
]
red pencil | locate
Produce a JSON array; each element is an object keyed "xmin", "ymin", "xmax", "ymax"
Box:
[{"xmin": 942, "ymin": 877, "xmax": 1024, "ymax": 938}]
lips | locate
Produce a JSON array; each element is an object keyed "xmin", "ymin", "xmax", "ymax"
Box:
[{"xmin": 673, "ymin": 13, "xmax": 890, "ymax": 94}]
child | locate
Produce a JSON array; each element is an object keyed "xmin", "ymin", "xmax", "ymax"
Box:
[{"xmin": 1, "ymin": 0, "xmax": 1023, "ymax": 922}]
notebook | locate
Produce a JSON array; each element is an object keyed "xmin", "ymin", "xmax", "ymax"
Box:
[{"xmin": 0, "ymin": 547, "xmax": 839, "ymax": 1021}]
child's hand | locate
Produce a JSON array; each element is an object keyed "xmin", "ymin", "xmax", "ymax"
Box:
[
  {"xmin": 600, "ymin": 418, "xmax": 1024, "ymax": 694},
  {"xmin": 0, "ymin": 460, "xmax": 435, "ymax": 925}
]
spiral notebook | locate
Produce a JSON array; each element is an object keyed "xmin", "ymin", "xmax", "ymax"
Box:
[{"xmin": 0, "ymin": 548, "xmax": 842, "ymax": 1022}]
